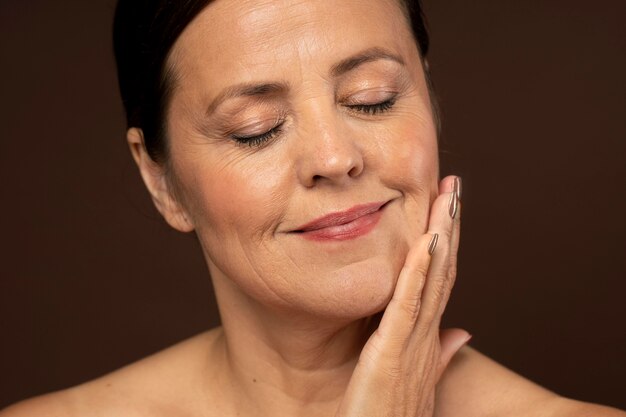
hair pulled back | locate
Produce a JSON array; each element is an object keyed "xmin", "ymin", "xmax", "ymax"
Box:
[{"xmin": 113, "ymin": 0, "xmax": 431, "ymax": 163}]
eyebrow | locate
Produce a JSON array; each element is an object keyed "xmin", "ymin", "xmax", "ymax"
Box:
[
  {"xmin": 330, "ymin": 47, "xmax": 406, "ymax": 77},
  {"xmin": 206, "ymin": 47, "xmax": 405, "ymax": 115}
]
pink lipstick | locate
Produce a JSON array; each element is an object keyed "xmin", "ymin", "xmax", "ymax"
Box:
[{"xmin": 294, "ymin": 201, "xmax": 387, "ymax": 241}]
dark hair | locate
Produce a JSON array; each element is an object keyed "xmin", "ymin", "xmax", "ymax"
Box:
[{"xmin": 113, "ymin": 0, "xmax": 432, "ymax": 163}]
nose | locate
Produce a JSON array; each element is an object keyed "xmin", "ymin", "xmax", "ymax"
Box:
[{"xmin": 295, "ymin": 111, "xmax": 365, "ymax": 188}]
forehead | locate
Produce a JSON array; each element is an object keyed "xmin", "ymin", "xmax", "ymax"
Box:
[{"xmin": 168, "ymin": 0, "xmax": 419, "ymax": 92}]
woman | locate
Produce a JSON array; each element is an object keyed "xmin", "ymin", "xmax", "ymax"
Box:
[{"xmin": 2, "ymin": 0, "xmax": 624, "ymax": 415}]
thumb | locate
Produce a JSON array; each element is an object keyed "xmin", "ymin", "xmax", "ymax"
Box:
[{"xmin": 438, "ymin": 328, "xmax": 471, "ymax": 376}]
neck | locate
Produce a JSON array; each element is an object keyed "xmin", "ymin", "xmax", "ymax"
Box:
[{"xmin": 208, "ymin": 268, "xmax": 378, "ymax": 417}]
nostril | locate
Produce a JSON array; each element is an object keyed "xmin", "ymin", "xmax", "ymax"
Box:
[{"xmin": 348, "ymin": 165, "xmax": 362, "ymax": 178}]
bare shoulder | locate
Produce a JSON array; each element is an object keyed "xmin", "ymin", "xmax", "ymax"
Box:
[
  {"xmin": 0, "ymin": 390, "xmax": 79, "ymax": 417},
  {"xmin": 435, "ymin": 345, "xmax": 626, "ymax": 417},
  {"xmin": 0, "ymin": 384, "xmax": 149, "ymax": 417},
  {"xmin": 1, "ymin": 329, "xmax": 223, "ymax": 417}
]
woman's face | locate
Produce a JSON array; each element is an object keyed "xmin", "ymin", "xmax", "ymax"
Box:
[{"xmin": 161, "ymin": 0, "xmax": 439, "ymax": 319}]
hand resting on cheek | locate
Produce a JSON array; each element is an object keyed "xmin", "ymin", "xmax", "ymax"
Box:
[{"xmin": 337, "ymin": 175, "xmax": 468, "ymax": 417}]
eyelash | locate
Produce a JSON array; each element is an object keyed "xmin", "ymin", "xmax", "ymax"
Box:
[
  {"xmin": 231, "ymin": 98, "xmax": 396, "ymax": 147},
  {"xmin": 346, "ymin": 98, "xmax": 396, "ymax": 115},
  {"xmin": 232, "ymin": 123, "xmax": 284, "ymax": 147}
]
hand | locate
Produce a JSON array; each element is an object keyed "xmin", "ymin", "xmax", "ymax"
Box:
[{"xmin": 335, "ymin": 176, "xmax": 469, "ymax": 417}]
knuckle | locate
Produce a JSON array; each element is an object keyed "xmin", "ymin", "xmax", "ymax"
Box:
[
  {"xmin": 431, "ymin": 275, "xmax": 447, "ymax": 302},
  {"xmin": 378, "ymin": 362, "xmax": 403, "ymax": 379},
  {"xmin": 414, "ymin": 262, "xmax": 430, "ymax": 278},
  {"xmin": 419, "ymin": 303, "xmax": 438, "ymax": 324},
  {"xmin": 390, "ymin": 296, "xmax": 421, "ymax": 321}
]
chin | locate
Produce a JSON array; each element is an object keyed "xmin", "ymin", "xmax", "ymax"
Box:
[
  {"xmin": 282, "ymin": 230, "xmax": 412, "ymax": 321},
  {"xmin": 298, "ymin": 256, "xmax": 402, "ymax": 321}
]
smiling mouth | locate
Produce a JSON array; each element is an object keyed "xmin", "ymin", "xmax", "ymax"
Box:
[{"xmin": 292, "ymin": 201, "xmax": 390, "ymax": 241}]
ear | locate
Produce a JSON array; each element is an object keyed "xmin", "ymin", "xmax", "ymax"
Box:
[{"xmin": 126, "ymin": 128, "xmax": 194, "ymax": 233}]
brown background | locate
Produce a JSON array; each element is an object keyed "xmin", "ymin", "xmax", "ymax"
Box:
[{"xmin": 1, "ymin": 0, "xmax": 625, "ymax": 410}]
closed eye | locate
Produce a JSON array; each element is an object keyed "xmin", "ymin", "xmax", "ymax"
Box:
[
  {"xmin": 229, "ymin": 98, "xmax": 395, "ymax": 147},
  {"xmin": 232, "ymin": 122, "xmax": 284, "ymax": 147},
  {"xmin": 345, "ymin": 98, "xmax": 396, "ymax": 115}
]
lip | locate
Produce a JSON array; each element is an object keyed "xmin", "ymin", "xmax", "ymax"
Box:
[{"xmin": 292, "ymin": 201, "xmax": 388, "ymax": 241}]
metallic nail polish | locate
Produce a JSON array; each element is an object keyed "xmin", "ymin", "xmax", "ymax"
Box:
[
  {"xmin": 428, "ymin": 233, "xmax": 439, "ymax": 255},
  {"xmin": 448, "ymin": 190, "xmax": 458, "ymax": 219},
  {"xmin": 454, "ymin": 176, "xmax": 462, "ymax": 200}
]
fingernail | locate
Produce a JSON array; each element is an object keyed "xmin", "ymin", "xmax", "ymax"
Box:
[
  {"xmin": 428, "ymin": 233, "xmax": 439, "ymax": 255},
  {"xmin": 448, "ymin": 189, "xmax": 458, "ymax": 219},
  {"xmin": 452, "ymin": 334, "xmax": 472, "ymax": 355},
  {"xmin": 454, "ymin": 176, "xmax": 462, "ymax": 200}
]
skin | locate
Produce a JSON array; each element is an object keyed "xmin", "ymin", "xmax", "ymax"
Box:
[{"xmin": 2, "ymin": 0, "xmax": 625, "ymax": 416}]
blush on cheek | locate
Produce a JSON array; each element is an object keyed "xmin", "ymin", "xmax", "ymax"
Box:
[
  {"xmin": 184, "ymin": 150, "xmax": 276, "ymax": 223},
  {"xmin": 375, "ymin": 112, "xmax": 437, "ymax": 176},
  {"xmin": 382, "ymin": 123, "xmax": 438, "ymax": 195},
  {"xmin": 378, "ymin": 122, "xmax": 437, "ymax": 252}
]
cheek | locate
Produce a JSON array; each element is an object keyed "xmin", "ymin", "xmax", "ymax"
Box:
[
  {"xmin": 176, "ymin": 153, "xmax": 296, "ymax": 304},
  {"xmin": 371, "ymin": 112, "xmax": 439, "ymax": 240},
  {"xmin": 374, "ymin": 111, "xmax": 439, "ymax": 196},
  {"xmin": 183, "ymin": 152, "xmax": 289, "ymax": 241}
]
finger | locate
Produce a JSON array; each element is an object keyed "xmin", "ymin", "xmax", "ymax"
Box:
[
  {"xmin": 438, "ymin": 175, "xmax": 458, "ymax": 196},
  {"xmin": 376, "ymin": 232, "xmax": 437, "ymax": 342},
  {"xmin": 417, "ymin": 176, "xmax": 461, "ymax": 327},
  {"xmin": 437, "ymin": 328, "xmax": 471, "ymax": 379},
  {"xmin": 437, "ymin": 176, "xmax": 462, "ymax": 263},
  {"xmin": 447, "ymin": 177, "xmax": 462, "ymax": 296}
]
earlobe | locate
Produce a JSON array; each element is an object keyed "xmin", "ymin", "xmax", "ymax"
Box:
[{"xmin": 125, "ymin": 128, "xmax": 195, "ymax": 233}]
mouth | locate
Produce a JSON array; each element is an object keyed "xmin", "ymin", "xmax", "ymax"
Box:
[{"xmin": 292, "ymin": 200, "xmax": 390, "ymax": 241}]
